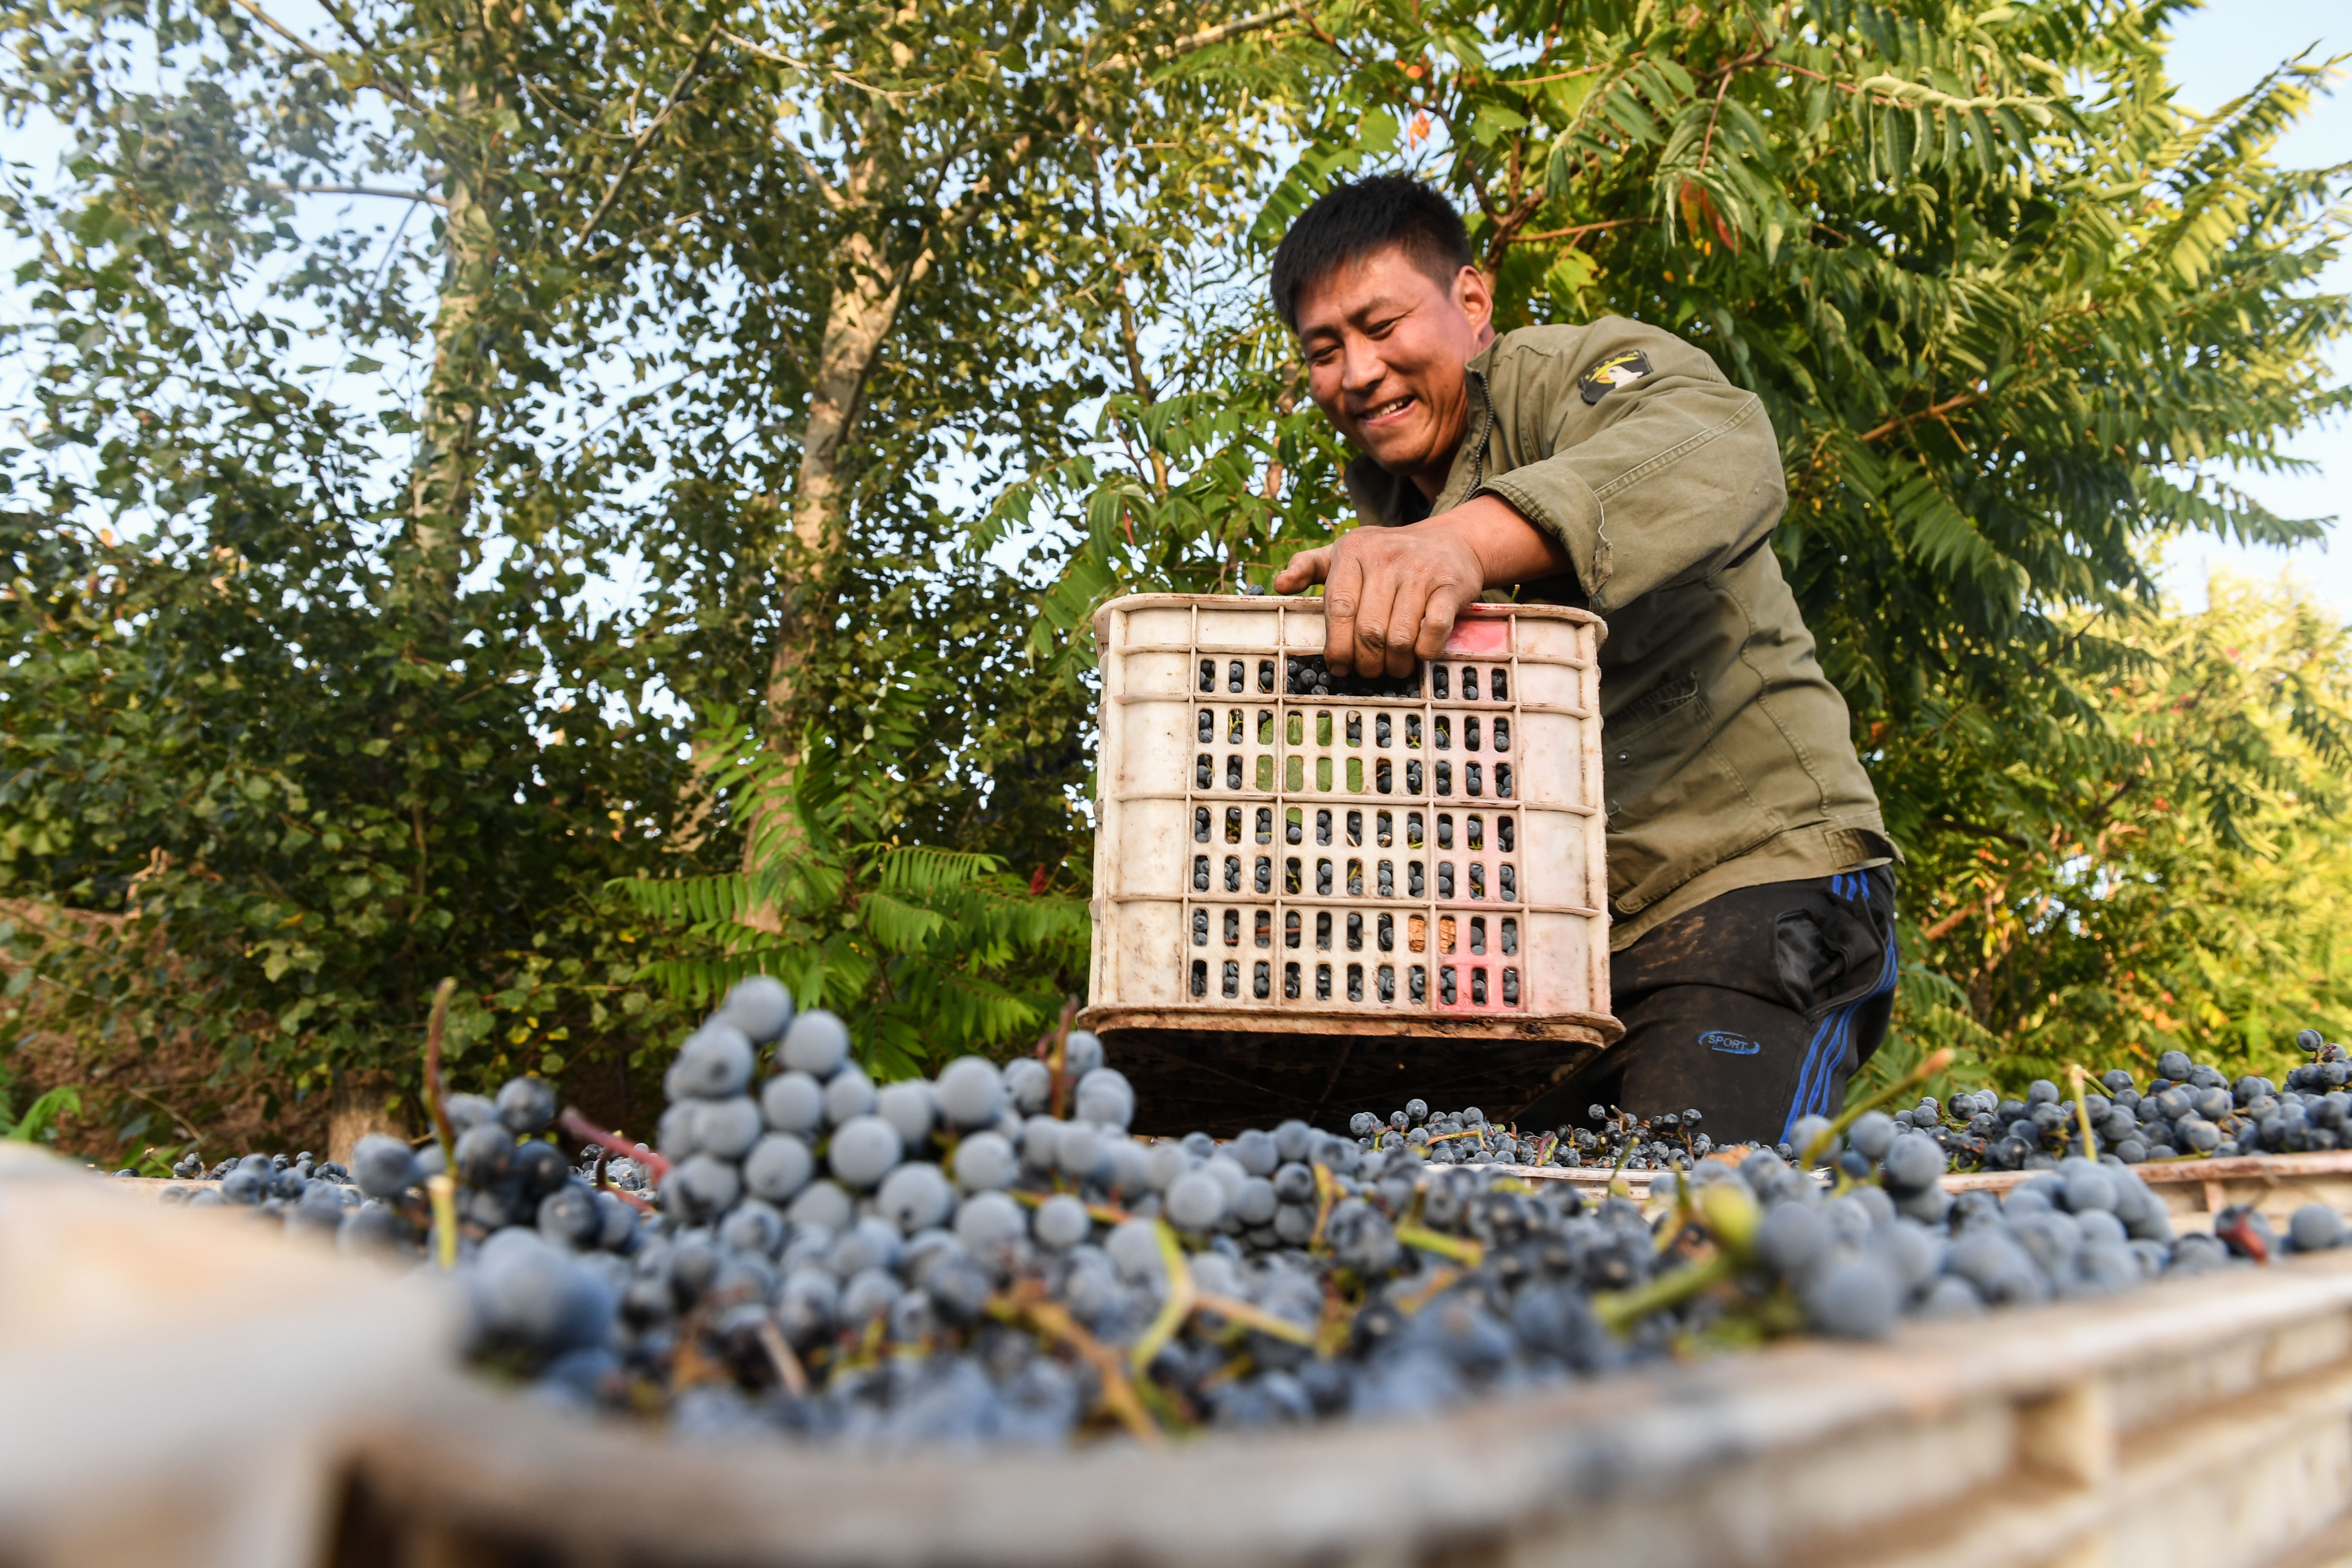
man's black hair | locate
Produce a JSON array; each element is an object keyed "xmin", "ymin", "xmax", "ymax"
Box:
[{"xmin": 1268, "ymin": 176, "xmax": 1473, "ymax": 330}]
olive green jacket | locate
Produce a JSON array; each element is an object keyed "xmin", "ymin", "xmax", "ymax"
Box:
[{"xmin": 1344, "ymin": 317, "xmax": 1893, "ymax": 951}]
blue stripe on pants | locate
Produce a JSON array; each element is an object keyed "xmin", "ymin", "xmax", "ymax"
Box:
[{"xmin": 1778, "ymin": 909, "xmax": 1901, "ymax": 1143}]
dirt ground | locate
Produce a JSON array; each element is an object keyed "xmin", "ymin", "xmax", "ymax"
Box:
[
  {"xmin": 3, "ymin": 898, "xmax": 664, "ymax": 1166},
  {"xmin": 3, "ymin": 899, "xmax": 338, "ymax": 1165}
]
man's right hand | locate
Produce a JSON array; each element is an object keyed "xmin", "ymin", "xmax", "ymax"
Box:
[{"xmin": 1271, "ymin": 494, "xmax": 1571, "ymax": 676}]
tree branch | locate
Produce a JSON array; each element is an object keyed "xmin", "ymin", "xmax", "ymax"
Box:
[
  {"xmin": 1859, "ymin": 390, "xmax": 1986, "ymax": 444},
  {"xmin": 575, "ymin": 24, "xmax": 725, "ymax": 245},
  {"xmin": 223, "ymin": 0, "xmax": 414, "ymax": 107},
  {"xmin": 1509, "ymin": 216, "xmax": 1655, "ymax": 247},
  {"xmin": 261, "ymin": 180, "xmax": 449, "ymax": 207},
  {"xmin": 1094, "ymin": 2, "xmax": 1309, "ymax": 73}
]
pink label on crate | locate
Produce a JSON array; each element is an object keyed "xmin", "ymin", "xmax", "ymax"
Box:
[{"xmin": 1443, "ymin": 616, "xmax": 1510, "ymax": 656}]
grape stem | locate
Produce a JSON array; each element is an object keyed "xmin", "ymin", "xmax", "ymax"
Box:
[
  {"xmin": 1395, "ymin": 1220, "xmax": 1484, "ymax": 1266},
  {"xmin": 420, "ymin": 976, "xmax": 461, "ymax": 1270},
  {"xmin": 1592, "ymin": 1250, "xmax": 1738, "ymax": 1335},
  {"xmin": 1043, "ymin": 996, "xmax": 1078, "ymax": 1120},
  {"xmin": 2068, "ymin": 1062, "xmax": 2098, "ymax": 1160},
  {"xmin": 1800, "ymin": 1048, "xmax": 1955, "ymax": 1169},
  {"xmin": 1309, "ymin": 1161, "xmax": 1342, "ymax": 1250},
  {"xmin": 1193, "ymin": 1292, "xmax": 1314, "ymax": 1345},
  {"xmin": 755, "ymin": 1317, "xmax": 810, "ymax": 1397},
  {"xmin": 422, "ymin": 976, "xmax": 459, "ymax": 1165},
  {"xmin": 1128, "ymin": 1222, "xmax": 1198, "ymax": 1373},
  {"xmin": 1604, "ymin": 1123, "xmax": 1639, "ymax": 1197},
  {"xmin": 992, "ymin": 1282, "xmax": 1160, "ymax": 1445},
  {"xmin": 426, "ymin": 1173, "xmax": 459, "ymax": 1270}
]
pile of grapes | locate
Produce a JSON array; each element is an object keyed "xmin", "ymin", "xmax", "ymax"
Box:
[{"xmin": 149, "ymin": 983, "xmax": 2352, "ymax": 1446}]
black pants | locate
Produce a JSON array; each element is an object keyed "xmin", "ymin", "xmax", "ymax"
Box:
[{"xmin": 1522, "ymin": 867, "xmax": 1900, "ymax": 1148}]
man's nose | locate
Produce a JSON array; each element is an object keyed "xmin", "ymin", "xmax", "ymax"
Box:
[{"xmin": 1339, "ymin": 333, "xmax": 1386, "ymax": 397}]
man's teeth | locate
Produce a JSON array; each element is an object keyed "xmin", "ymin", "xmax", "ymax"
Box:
[{"xmin": 1365, "ymin": 397, "xmax": 1413, "ymax": 418}]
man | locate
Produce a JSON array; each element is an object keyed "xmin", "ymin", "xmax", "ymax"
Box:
[{"xmin": 1268, "ymin": 176, "xmax": 1898, "ymax": 1147}]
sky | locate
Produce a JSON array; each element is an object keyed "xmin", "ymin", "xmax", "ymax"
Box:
[{"xmin": 2157, "ymin": 1, "xmax": 2352, "ymax": 613}]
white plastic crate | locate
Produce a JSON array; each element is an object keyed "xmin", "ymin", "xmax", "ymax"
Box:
[{"xmin": 1083, "ymin": 594, "xmax": 1615, "ymax": 1045}]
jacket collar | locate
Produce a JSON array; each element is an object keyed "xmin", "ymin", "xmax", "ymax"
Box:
[{"xmin": 1339, "ymin": 338, "xmax": 1499, "ymax": 527}]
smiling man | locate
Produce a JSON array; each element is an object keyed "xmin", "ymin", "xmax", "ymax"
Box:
[{"xmin": 1268, "ymin": 176, "xmax": 1899, "ymax": 1148}]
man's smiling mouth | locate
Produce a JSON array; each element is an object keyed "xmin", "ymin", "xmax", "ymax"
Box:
[{"xmin": 1357, "ymin": 395, "xmax": 1416, "ymax": 424}]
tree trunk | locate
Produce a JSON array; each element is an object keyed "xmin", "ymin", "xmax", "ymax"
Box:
[
  {"xmin": 744, "ymin": 183, "xmax": 920, "ymax": 890},
  {"xmin": 327, "ymin": 1069, "xmax": 407, "ymax": 1165},
  {"xmin": 400, "ymin": 149, "xmax": 498, "ymax": 627}
]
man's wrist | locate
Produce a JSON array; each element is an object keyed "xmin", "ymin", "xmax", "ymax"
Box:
[{"xmin": 1417, "ymin": 494, "xmax": 1570, "ymax": 588}]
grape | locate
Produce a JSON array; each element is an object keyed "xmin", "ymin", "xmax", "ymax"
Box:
[
  {"xmin": 655, "ymin": 1100, "xmax": 700, "ymax": 1161},
  {"xmin": 950, "ymin": 1131, "xmax": 1018, "ymax": 1193},
  {"xmin": 786, "ymin": 1179, "xmax": 853, "ymax": 1231},
  {"xmin": 1230, "ymin": 1127, "xmax": 1279, "ymax": 1177},
  {"xmin": 714, "ymin": 975, "xmax": 794, "ymax": 1044},
  {"xmin": 471, "ymin": 1228, "xmax": 617, "ymax": 1355},
  {"xmin": 1881, "ymin": 1132, "xmax": 1944, "ymax": 1193},
  {"xmin": 1102, "ymin": 1217, "xmax": 1166, "ymax": 1283},
  {"xmin": 1164, "ymin": 1171, "xmax": 1226, "ymax": 1232},
  {"xmin": 1002, "ymin": 1057, "xmax": 1052, "ymax": 1115},
  {"xmin": 666, "ymin": 1024, "xmax": 755, "ymax": 1100},
  {"xmin": 455, "ymin": 1122, "xmax": 516, "ymax": 1186},
  {"xmin": 2290, "ymin": 1203, "xmax": 2347, "ymax": 1252},
  {"xmin": 830, "ymin": 1218, "xmax": 903, "ymax": 1278},
  {"xmin": 759, "ymin": 1070, "xmax": 825, "ymax": 1135},
  {"xmin": 876, "ymin": 1080, "xmax": 938, "ymax": 1148},
  {"xmin": 1755, "ymin": 1202, "xmax": 1827, "ymax": 1279},
  {"xmin": 780, "ymin": 1010, "xmax": 852, "ymax": 1078},
  {"xmin": 935, "ymin": 1057, "xmax": 1005, "ymax": 1127},
  {"xmin": 954, "ymin": 1191, "xmax": 1026, "ymax": 1253},
  {"xmin": 717, "ymin": 1200, "xmax": 785, "ymax": 1258},
  {"xmin": 828, "ymin": 1115, "xmax": 905, "ymax": 1189},
  {"xmin": 338, "ymin": 1201, "xmax": 409, "ymax": 1253},
  {"xmin": 351, "ymin": 1134, "xmax": 422, "ymax": 1200},
  {"xmin": 877, "ymin": 1162, "xmax": 956, "ymax": 1233},
  {"xmin": 742, "ymin": 1133, "xmax": 815, "ymax": 1203},
  {"xmin": 665, "ymin": 1154, "xmax": 743, "ymax": 1220},
  {"xmin": 1787, "ymin": 1115, "xmax": 1840, "ymax": 1166},
  {"xmin": 538, "ymin": 1183, "xmax": 603, "ymax": 1248},
  {"xmin": 1073, "ymin": 1068, "xmax": 1135, "ymax": 1130},
  {"xmin": 1020, "ymin": 1115, "xmax": 1063, "ymax": 1175},
  {"xmin": 690, "ymin": 1096, "xmax": 764, "ymax": 1161},
  {"xmin": 1062, "ymin": 1030, "xmax": 1105, "ymax": 1078},
  {"xmin": 495, "ymin": 1077, "xmax": 559, "ymax": 1134},
  {"xmin": 1847, "ymin": 1110, "xmax": 1896, "ymax": 1161},
  {"xmin": 444, "ymin": 1093, "xmax": 497, "ymax": 1133},
  {"xmin": 1033, "ymin": 1193, "xmax": 1091, "ymax": 1250},
  {"xmin": 824, "ymin": 1064, "xmax": 878, "ymax": 1127}
]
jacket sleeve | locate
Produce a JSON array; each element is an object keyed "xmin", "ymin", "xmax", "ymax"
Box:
[{"xmin": 1474, "ymin": 318, "xmax": 1786, "ymax": 615}]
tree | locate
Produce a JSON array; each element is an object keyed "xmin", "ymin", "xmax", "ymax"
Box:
[
  {"xmin": 0, "ymin": 0, "xmax": 1329, "ymax": 1152},
  {"xmin": 1015, "ymin": 0, "xmax": 2352, "ymax": 1086},
  {"xmin": 1894, "ymin": 574, "xmax": 2352, "ymax": 1087}
]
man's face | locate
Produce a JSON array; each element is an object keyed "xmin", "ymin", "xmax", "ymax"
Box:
[{"xmin": 1294, "ymin": 245, "xmax": 1496, "ymax": 494}]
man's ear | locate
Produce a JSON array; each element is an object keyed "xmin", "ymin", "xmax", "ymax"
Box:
[{"xmin": 1454, "ymin": 264, "xmax": 1497, "ymax": 345}]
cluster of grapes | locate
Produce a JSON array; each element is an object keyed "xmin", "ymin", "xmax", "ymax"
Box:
[
  {"xmin": 144, "ymin": 980, "xmax": 2352, "ymax": 1446},
  {"xmin": 160, "ymin": 1071, "xmax": 659, "ymax": 1386},
  {"xmin": 1282, "ymin": 653, "xmax": 1425, "ymax": 700},
  {"xmin": 1861, "ymin": 1034, "xmax": 2352, "ymax": 1176},
  {"xmin": 1350, "ymin": 1100, "xmax": 1716, "ymax": 1171}
]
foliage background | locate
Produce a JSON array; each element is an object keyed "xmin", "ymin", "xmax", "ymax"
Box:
[{"xmin": 0, "ymin": 0, "xmax": 2346, "ymax": 1157}]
